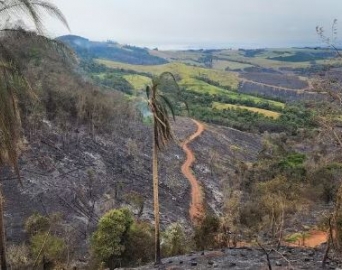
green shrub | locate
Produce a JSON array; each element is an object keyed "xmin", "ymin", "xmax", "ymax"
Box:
[
  {"xmin": 91, "ymin": 208, "xmax": 133, "ymax": 268},
  {"xmin": 30, "ymin": 232, "xmax": 66, "ymax": 264},
  {"xmin": 122, "ymin": 221, "xmax": 154, "ymax": 266},
  {"xmin": 162, "ymin": 223, "xmax": 189, "ymax": 257},
  {"xmin": 194, "ymin": 215, "xmax": 220, "ymax": 250}
]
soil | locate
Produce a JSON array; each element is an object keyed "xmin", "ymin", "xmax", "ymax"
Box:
[
  {"xmin": 287, "ymin": 231, "xmax": 328, "ymax": 248},
  {"xmin": 129, "ymin": 245, "xmax": 342, "ymax": 270},
  {"xmin": 180, "ymin": 119, "xmax": 205, "ymax": 224}
]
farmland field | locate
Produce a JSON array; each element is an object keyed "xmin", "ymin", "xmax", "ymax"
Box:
[
  {"xmin": 96, "ymin": 59, "xmax": 239, "ymax": 89},
  {"xmin": 123, "ymin": 74, "xmax": 151, "ymax": 90},
  {"xmin": 212, "ymin": 102, "xmax": 281, "ymax": 119}
]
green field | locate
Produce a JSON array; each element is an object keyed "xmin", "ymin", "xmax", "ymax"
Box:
[
  {"xmin": 150, "ymin": 47, "xmax": 338, "ymax": 70},
  {"xmin": 97, "ymin": 59, "xmax": 285, "ymax": 108},
  {"xmin": 123, "ymin": 74, "xmax": 151, "ymax": 90},
  {"xmin": 212, "ymin": 102, "xmax": 281, "ymax": 119},
  {"xmin": 96, "ymin": 60, "xmax": 239, "ymax": 89}
]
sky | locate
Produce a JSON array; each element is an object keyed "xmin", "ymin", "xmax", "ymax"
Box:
[{"xmin": 42, "ymin": 0, "xmax": 342, "ymax": 49}]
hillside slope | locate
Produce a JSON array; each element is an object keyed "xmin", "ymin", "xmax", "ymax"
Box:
[
  {"xmin": 1, "ymin": 33, "xmax": 262, "ymax": 256},
  {"xmin": 58, "ymin": 35, "xmax": 167, "ymax": 65}
]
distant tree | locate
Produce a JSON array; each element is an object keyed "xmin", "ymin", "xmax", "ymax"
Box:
[
  {"xmin": 146, "ymin": 72, "xmax": 181, "ymax": 264},
  {"xmin": 0, "ymin": 1, "xmax": 69, "ymax": 269}
]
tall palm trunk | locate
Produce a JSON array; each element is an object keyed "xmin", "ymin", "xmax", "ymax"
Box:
[
  {"xmin": 153, "ymin": 131, "xmax": 161, "ymax": 264},
  {"xmin": 0, "ymin": 186, "xmax": 7, "ymax": 270}
]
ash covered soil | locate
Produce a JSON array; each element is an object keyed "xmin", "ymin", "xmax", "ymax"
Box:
[
  {"xmin": 2, "ymin": 116, "xmax": 261, "ymax": 249},
  {"xmin": 128, "ymin": 245, "xmax": 341, "ymax": 270}
]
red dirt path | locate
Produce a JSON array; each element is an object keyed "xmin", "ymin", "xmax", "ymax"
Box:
[
  {"xmin": 287, "ymin": 231, "xmax": 328, "ymax": 248},
  {"xmin": 181, "ymin": 119, "xmax": 205, "ymax": 224}
]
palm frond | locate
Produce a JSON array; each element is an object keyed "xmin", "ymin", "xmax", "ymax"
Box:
[
  {"xmin": 0, "ymin": 0, "xmax": 69, "ymax": 33},
  {"xmin": 146, "ymin": 86, "xmax": 150, "ymax": 100},
  {"xmin": 158, "ymin": 94, "xmax": 175, "ymax": 121},
  {"xmin": 147, "ymin": 72, "xmax": 183, "ymax": 150}
]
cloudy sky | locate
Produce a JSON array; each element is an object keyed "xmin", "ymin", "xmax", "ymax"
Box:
[{"xmin": 44, "ymin": 0, "xmax": 342, "ymax": 49}]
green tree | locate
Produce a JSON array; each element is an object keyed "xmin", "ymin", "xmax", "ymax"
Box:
[
  {"xmin": 122, "ymin": 221, "xmax": 154, "ymax": 266},
  {"xmin": 30, "ymin": 233, "xmax": 66, "ymax": 267},
  {"xmin": 194, "ymin": 215, "xmax": 220, "ymax": 250},
  {"xmin": 0, "ymin": 1, "xmax": 69, "ymax": 269},
  {"xmin": 162, "ymin": 223, "xmax": 188, "ymax": 257},
  {"xmin": 91, "ymin": 208, "xmax": 133, "ymax": 269},
  {"xmin": 146, "ymin": 72, "xmax": 181, "ymax": 264}
]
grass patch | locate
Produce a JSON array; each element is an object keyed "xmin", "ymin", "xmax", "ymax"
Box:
[
  {"xmin": 212, "ymin": 102, "xmax": 281, "ymax": 119},
  {"xmin": 124, "ymin": 74, "xmax": 151, "ymax": 90},
  {"xmin": 284, "ymin": 232, "xmax": 310, "ymax": 243}
]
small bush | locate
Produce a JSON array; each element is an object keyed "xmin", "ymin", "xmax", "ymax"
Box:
[
  {"xmin": 30, "ymin": 232, "xmax": 66, "ymax": 264},
  {"xmin": 122, "ymin": 221, "xmax": 154, "ymax": 266},
  {"xmin": 25, "ymin": 212, "xmax": 50, "ymax": 236},
  {"xmin": 194, "ymin": 215, "xmax": 220, "ymax": 250},
  {"xmin": 162, "ymin": 223, "xmax": 189, "ymax": 257},
  {"xmin": 91, "ymin": 208, "xmax": 133, "ymax": 268},
  {"xmin": 8, "ymin": 244, "xmax": 31, "ymax": 269}
]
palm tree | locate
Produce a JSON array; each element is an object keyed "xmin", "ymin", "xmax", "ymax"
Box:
[
  {"xmin": 146, "ymin": 72, "xmax": 181, "ymax": 265},
  {"xmin": 0, "ymin": 1, "xmax": 69, "ymax": 269}
]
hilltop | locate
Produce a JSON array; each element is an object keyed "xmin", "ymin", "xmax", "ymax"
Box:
[{"xmin": 58, "ymin": 35, "xmax": 167, "ymax": 65}]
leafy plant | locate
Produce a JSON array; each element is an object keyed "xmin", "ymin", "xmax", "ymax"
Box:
[
  {"xmin": 91, "ymin": 208, "xmax": 133, "ymax": 268},
  {"xmin": 30, "ymin": 233, "xmax": 66, "ymax": 265},
  {"xmin": 161, "ymin": 223, "xmax": 189, "ymax": 257}
]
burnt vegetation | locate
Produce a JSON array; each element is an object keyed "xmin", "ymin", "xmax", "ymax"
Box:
[{"xmin": 2, "ymin": 13, "xmax": 342, "ymax": 270}]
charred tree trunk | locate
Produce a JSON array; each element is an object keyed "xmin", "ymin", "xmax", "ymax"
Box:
[
  {"xmin": 153, "ymin": 137, "xmax": 161, "ymax": 265},
  {"xmin": 0, "ymin": 187, "xmax": 7, "ymax": 270}
]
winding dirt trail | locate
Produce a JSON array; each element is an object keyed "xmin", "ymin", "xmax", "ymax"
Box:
[{"xmin": 181, "ymin": 119, "xmax": 205, "ymax": 225}]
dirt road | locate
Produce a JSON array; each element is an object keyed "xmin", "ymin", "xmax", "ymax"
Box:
[{"xmin": 181, "ymin": 119, "xmax": 205, "ymax": 224}]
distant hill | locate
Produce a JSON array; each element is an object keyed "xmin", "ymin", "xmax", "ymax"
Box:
[{"xmin": 57, "ymin": 35, "xmax": 168, "ymax": 65}]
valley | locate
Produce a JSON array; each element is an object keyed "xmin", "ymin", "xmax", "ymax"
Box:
[{"xmin": 1, "ymin": 31, "xmax": 342, "ymax": 269}]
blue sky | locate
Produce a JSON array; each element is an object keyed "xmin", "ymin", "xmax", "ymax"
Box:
[{"xmin": 45, "ymin": 0, "xmax": 342, "ymax": 49}]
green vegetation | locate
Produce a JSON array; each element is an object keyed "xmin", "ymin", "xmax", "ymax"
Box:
[
  {"xmin": 284, "ymin": 232, "xmax": 310, "ymax": 243},
  {"xmin": 91, "ymin": 208, "xmax": 155, "ymax": 268},
  {"xmin": 194, "ymin": 215, "xmax": 221, "ymax": 250},
  {"xmin": 93, "ymin": 58, "xmax": 308, "ymax": 133},
  {"xmin": 30, "ymin": 233, "xmax": 66, "ymax": 265},
  {"xmin": 124, "ymin": 74, "xmax": 151, "ymax": 90},
  {"xmin": 212, "ymin": 102, "xmax": 281, "ymax": 119},
  {"xmin": 161, "ymin": 223, "xmax": 189, "ymax": 257},
  {"xmin": 96, "ymin": 60, "xmax": 239, "ymax": 89},
  {"xmin": 91, "ymin": 208, "xmax": 134, "ymax": 268}
]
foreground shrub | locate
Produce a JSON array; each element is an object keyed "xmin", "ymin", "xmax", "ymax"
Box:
[
  {"xmin": 91, "ymin": 208, "xmax": 133, "ymax": 268},
  {"xmin": 122, "ymin": 221, "xmax": 154, "ymax": 266},
  {"xmin": 194, "ymin": 215, "xmax": 220, "ymax": 250},
  {"xmin": 162, "ymin": 223, "xmax": 189, "ymax": 257},
  {"xmin": 30, "ymin": 232, "xmax": 66, "ymax": 265},
  {"xmin": 8, "ymin": 244, "xmax": 31, "ymax": 269},
  {"xmin": 25, "ymin": 212, "xmax": 50, "ymax": 236}
]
